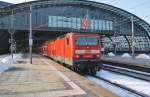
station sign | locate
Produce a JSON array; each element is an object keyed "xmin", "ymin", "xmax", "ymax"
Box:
[{"xmin": 81, "ymin": 19, "xmax": 91, "ymax": 28}]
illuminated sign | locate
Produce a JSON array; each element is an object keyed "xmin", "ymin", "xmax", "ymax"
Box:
[{"xmin": 82, "ymin": 19, "xmax": 91, "ymax": 27}]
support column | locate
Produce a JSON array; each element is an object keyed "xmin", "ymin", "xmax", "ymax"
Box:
[
  {"xmin": 29, "ymin": 5, "xmax": 33, "ymax": 64},
  {"xmin": 131, "ymin": 16, "xmax": 135, "ymax": 59}
]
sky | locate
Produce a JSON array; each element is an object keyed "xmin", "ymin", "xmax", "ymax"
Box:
[{"xmin": 2, "ymin": 0, "xmax": 150, "ymax": 24}]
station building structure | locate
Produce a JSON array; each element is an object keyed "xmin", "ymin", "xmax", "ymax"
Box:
[{"xmin": 0, "ymin": 0, "xmax": 150, "ymax": 53}]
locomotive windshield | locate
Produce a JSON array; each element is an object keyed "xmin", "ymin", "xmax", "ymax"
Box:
[{"xmin": 75, "ymin": 36, "xmax": 99, "ymax": 45}]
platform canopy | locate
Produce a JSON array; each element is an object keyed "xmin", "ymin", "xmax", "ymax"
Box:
[{"xmin": 0, "ymin": 0, "xmax": 150, "ymax": 53}]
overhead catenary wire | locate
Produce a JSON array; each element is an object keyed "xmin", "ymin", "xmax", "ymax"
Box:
[
  {"xmin": 108, "ymin": 0, "xmax": 150, "ymax": 25},
  {"xmin": 114, "ymin": 18, "xmax": 138, "ymax": 27},
  {"xmin": 129, "ymin": 0, "xmax": 149, "ymax": 10},
  {"xmin": 108, "ymin": 0, "xmax": 118, "ymax": 4},
  {"xmin": 126, "ymin": 0, "xmax": 150, "ymax": 22},
  {"xmin": 107, "ymin": 0, "xmax": 150, "ymax": 25},
  {"xmin": 140, "ymin": 14, "xmax": 150, "ymax": 19},
  {"xmin": 113, "ymin": 15, "xmax": 150, "ymax": 27}
]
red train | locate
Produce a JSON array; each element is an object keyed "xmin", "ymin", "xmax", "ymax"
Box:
[{"xmin": 40, "ymin": 32, "xmax": 102, "ymax": 74}]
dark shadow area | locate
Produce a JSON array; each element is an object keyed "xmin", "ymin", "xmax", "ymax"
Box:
[
  {"xmin": 5, "ymin": 67, "xmax": 25, "ymax": 72},
  {"xmin": 17, "ymin": 60, "xmax": 26, "ymax": 63}
]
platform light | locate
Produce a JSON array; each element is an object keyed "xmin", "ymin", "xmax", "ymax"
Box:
[
  {"xmin": 8, "ymin": 9, "xmax": 15, "ymax": 60},
  {"xmin": 131, "ymin": 16, "xmax": 135, "ymax": 59},
  {"xmin": 29, "ymin": 5, "xmax": 33, "ymax": 64}
]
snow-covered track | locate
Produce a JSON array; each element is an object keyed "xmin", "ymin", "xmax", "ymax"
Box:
[
  {"xmin": 101, "ymin": 64, "xmax": 150, "ymax": 82},
  {"xmin": 93, "ymin": 75, "xmax": 150, "ymax": 97}
]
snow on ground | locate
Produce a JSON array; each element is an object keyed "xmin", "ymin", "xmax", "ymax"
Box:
[
  {"xmin": 1, "ymin": 53, "xmax": 23, "ymax": 64},
  {"xmin": 86, "ymin": 76, "xmax": 141, "ymax": 97},
  {"xmin": 135, "ymin": 54, "xmax": 150, "ymax": 59},
  {"xmin": 107, "ymin": 52, "xmax": 115, "ymax": 57},
  {"xmin": 0, "ymin": 53, "xmax": 23, "ymax": 73},
  {"xmin": 0, "ymin": 61, "xmax": 9, "ymax": 73},
  {"xmin": 96, "ymin": 70, "xmax": 150, "ymax": 96},
  {"xmin": 121, "ymin": 53, "xmax": 131, "ymax": 58}
]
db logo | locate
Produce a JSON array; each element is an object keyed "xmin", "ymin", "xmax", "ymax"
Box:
[{"xmin": 82, "ymin": 19, "xmax": 91, "ymax": 28}]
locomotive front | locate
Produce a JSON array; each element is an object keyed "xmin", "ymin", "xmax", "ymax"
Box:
[{"xmin": 73, "ymin": 33, "xmax": 101, "ymax": 74}]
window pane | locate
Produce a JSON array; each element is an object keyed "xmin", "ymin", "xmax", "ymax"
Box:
[{"xmin": 75, "ymin": 36, "xmax": 98, "ymax": 45}]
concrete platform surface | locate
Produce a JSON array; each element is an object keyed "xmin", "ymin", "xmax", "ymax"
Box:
[
  {"xmin": 0, "ymin": 54, "xmax": 118, "ymax": 97},
  {"xmin": 102, "ymin": 56, "xmax": 150, "ymax": 69}
]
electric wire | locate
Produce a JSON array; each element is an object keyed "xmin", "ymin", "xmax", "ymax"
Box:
[
  {"xmin": 108, "ymin": 0, "xmax": 118, "ymax": 4},
  {"xmin": 129, "ymin": 0, "xmax": 149, "ymax": 9}
]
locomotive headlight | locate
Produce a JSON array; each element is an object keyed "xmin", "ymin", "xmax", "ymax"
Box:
[
  {"xmin": 96, "ymin": 54, "xmax": 100, "ymax": 58},
  {"xmin": 75, "ymin": 55, "xmax": 80, "ymax": 58}
]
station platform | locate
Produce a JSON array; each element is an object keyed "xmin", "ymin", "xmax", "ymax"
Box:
[
  {"xmin": 101, "ymin": 56, "xmax": 150, "ymax": 72},
  {"xmin": 0, "ymin": 54, "xmax": 118, "ymax": 97}
]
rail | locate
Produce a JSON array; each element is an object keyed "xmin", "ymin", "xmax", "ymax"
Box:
[
  {"xmin": 100, "ymin": 64, "xmax": 150, "ymax": 82},
  {"xmin": 93, "ymin": 75, "xmax": 150, "ymax": 97}
]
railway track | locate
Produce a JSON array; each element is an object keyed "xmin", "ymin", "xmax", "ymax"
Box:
[
  {"xmin": 101, "ymin": 60, "xmax": 150, "ymax": 73},
  {"xmin": 85, "ymin": 64, "xmax": 150, "ymax": 97},
  {"xmin": 92, "ymin": 75, "xmax": 150, "ymax": 97},
  {"xmin": 100, "ymin": 64, "xmax": 150, "ymax": 82}
]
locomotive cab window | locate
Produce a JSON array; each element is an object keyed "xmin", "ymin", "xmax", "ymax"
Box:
[
  {"xmin": 66, "ymin": 37, "xmax": 70, "ymax": 45},
  {"xmin": 75, "ymin": 36, "xmax": 99, "ymax": 45}
]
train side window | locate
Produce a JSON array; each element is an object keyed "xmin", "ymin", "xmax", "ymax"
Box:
[{"xmin": 66, "ymin": 37, "xmax": 70, "ymax": 45}]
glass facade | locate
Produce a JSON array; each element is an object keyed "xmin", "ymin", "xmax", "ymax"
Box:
[
  {"xmin": 48, "ymin": 16, "xmax": 113, "ymax": 31},
  {"xmin": 102, "ymin": 36, "xmax": 150, "ymax": 52},
  {"xmin": 0, "ymin": 5, "xmax": 115, "ymax": 33}
]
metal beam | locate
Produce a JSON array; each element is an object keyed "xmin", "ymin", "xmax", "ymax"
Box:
[{"xmin": 124, "ymin": 35, "xmax": 131, "ymax": 52}]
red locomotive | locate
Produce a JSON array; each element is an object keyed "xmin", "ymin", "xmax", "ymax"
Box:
[{"xmin": 40, "ymin": 32, "xmax": 101, "ymax": 74}]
